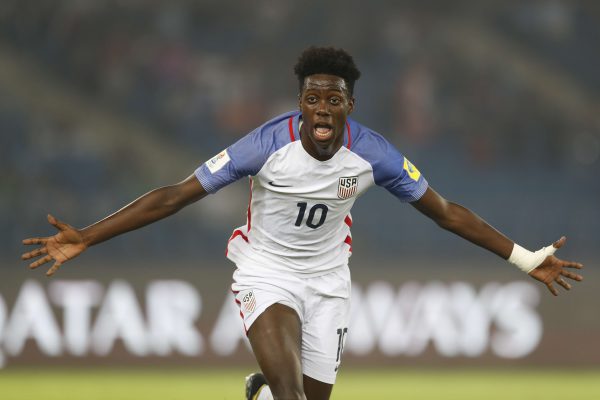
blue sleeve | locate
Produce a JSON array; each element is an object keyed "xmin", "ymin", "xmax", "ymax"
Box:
[
  {"xmin": 194, "ymin": 127, "xmax": 270, "ymax": 194},
  {"xmin": 194, "ymin": 112, "xmax": 297, "ymax": 193},
  {"xmin": 352, "ymin": 128, "xmax": 428, "ymax": 202}
]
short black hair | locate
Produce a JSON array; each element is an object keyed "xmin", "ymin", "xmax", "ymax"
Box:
[{"xmin": 293, "ymin": 46, "xmax": 361, "ymax": 95}]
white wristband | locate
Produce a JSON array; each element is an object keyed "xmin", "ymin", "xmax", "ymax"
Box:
[{"xmin": 508, "ymin": 243, "xmax": 557, "ymax": 273}]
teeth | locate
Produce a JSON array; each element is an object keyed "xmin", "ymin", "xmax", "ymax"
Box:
[{"xmin": 316, "ymin": 127, "xmax": 331, "ymax": 134}]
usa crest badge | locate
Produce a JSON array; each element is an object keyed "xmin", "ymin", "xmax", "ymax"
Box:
[
  {"xmin": 338, "ymin": 176, "xmax": 358, "ymax": 199},
  {"xmin": 241, "ymin": 291, "xmax": 256, "ymax": 314}
]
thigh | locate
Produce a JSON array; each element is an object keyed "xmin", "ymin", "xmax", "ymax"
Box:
[
  {"xmin": 303, "ymin": 374, "xmax": 333, "ymax": 400},
  {"xmin": 247, "ymin": 303, "xmax": 305, "ymax": 399}
]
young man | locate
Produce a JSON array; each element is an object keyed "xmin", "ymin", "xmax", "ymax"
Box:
[{"xmin": 22, "ymin": 47, "xmax": 583, "ymax": 400}]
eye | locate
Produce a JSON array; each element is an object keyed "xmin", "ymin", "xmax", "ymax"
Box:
[
  {"xmin": 329, "ymin": 97, "xmax": 341, "ymax": 105},
  {"xmin": 306, "ymin": 95, "xmax": 318, "ymax": 104}
]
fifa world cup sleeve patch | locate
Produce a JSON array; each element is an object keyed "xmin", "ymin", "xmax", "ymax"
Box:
[
  {"xmin": 403, "ymin": 158, "xmax": 421, "ymax": 182},
  {"xmin": 205, "ymin": 149, "xmax": 231, "ymax": 174}
]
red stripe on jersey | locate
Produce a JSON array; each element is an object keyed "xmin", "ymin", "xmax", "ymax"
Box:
[
  {"xmin": 344, "ymin": 215, "xmax": 353, "ymax": 227},
  {"xmin": 229, "ymin": 230, "xmax": 248, "ymax": 243},
  {"xmin": 288, "ymin": 117, "xmax": 296, "ymax": 141},
  {"xmin": 225, "ymin": 229, "xmax": 249, "ymax": 256},
  {"xmin": 346, "ymin": 122, "xmax": 352, "ymax": 148},
  {"xmin": 232, "ymin": 294, "xmax": 248, "ymax": 334},
  {"xmin": 344, "ymin": 235, "xmax": 353, "ymax": 252},
  {"xmin": 247, "ymin": 178, "xmax": 253, "ymax": 231},
  {"xmin": 241, "ymin": 312, "xmax": 247, "ymax": 334}
]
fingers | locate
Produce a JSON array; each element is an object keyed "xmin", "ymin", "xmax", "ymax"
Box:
[
  {"xmin": 47, "ymin": 214, "xmax": 69, "ymax": 231},
  {"xmin": 21, "ymin": 246, "xmax": 48, "ymax": 260},
  {"xmin": 47, "ymin": 214, "xmax": 58, "ymax": 226},
  {"xmin": 22, "ymin": 237, "xmax": 48, "ymax": 245},
  {"xmin": 561, "ymin": 269, "xmax": 583, "ymax": 282},
  {"xmin": 544, "ymin": 263, "xmax": 583, "ymax": 295},
  {"xmin": 46, "ymin": 261, "xmax": 62, "ymax": 277},
  {"xmin": 546, "ymin": 282, "xmax": 559, "ymax": 296},
  {"xmin": 552, "ymin": 236, "xmax": 566, "ymax": 249},
  {"xmin": 564, "ymin": 261, "xmax": 584, "ymax": 270},
  {"xmin": 558, "ymin": 260, "xmax": 584, "ymax": 282},
  {"xmin": 24, "ymin": 215, "xmax": 68, "ymax": 245},
  {"xmin": 29, "ymin": 254, "xmax": 53, "ymax": 269},
  {"xmin": 555, "ymin": 277, "xmax": 571, "ymax": 291}
]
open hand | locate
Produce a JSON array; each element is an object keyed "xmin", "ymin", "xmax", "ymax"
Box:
[
  {"xmin": 21, "ymin": 214, "xmax": 87, "ymax": 276},
  {"xmin": 528, "ymin": 237, "xmax": 583, "ymax": 296}
]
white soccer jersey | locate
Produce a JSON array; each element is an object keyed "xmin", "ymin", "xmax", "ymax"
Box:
[{"xmin": 195, "ymin": 111, "xmax": 428, "ymax": 275}]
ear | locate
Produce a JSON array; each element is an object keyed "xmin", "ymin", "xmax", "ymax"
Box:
[
  {"xmin": 348, "ymin": 97, "xmax": 355, "ymax": 114},
  {"xmin": 298, "ymin": 93, "xmax": 302, "ymax": 110}
]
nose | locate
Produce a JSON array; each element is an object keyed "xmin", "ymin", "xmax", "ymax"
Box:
[{"xmin": 316, "ymin": 99, "xmax": 330, "ymax": 115}]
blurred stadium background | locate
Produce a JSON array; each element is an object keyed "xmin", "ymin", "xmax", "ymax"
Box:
[{"xmin": 0, "ymin": 1, "xmax": 599, "ymax": 399}]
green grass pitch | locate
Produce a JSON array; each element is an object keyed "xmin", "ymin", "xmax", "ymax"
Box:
[{"xmin": 0, "ymin": 368, "xmax": 599, "ymax": 399}]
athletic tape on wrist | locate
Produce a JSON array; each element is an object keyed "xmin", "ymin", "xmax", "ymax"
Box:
[{"xmin": 508, "ymin": 243, "xmax": 557, "ymax": 273}]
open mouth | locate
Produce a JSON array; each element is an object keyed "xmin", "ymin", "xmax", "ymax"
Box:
[{"xmin": 313, "ymin": 123, "xmax": 334, "ymax": 141}]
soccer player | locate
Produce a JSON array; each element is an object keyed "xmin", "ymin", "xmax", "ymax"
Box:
[{"xmin": 22, "ymin": 47, "xmax": 583, "ymax": 400}]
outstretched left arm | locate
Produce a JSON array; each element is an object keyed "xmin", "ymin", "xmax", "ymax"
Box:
[{"xmin": 411, "ymin": 187, "xmax": 583, "ymax": 296}]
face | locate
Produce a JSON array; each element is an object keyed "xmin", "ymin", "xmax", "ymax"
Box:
[{"xmin": 298, "ymin": 74, "xmax": 355, "ymax": 160}]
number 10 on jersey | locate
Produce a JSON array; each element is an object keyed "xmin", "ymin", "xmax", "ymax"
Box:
[{"xmin": 295, "ymin": 202, "xmax": 329, "ymax": 229}]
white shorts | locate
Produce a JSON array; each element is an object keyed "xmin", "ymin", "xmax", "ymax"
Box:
[{"xmin": 231, "ymin": 265, "xmax": 351, "ymax": 384}]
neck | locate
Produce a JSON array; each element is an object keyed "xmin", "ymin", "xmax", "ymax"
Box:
[{"xmin": 299, "ymin": 122, "xmax": 344, "ymax": 161}]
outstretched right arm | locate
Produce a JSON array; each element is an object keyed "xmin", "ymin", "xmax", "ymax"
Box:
[{"xmin": 22, "ymin": 174, "xmax": 207, "ymax": 276}]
